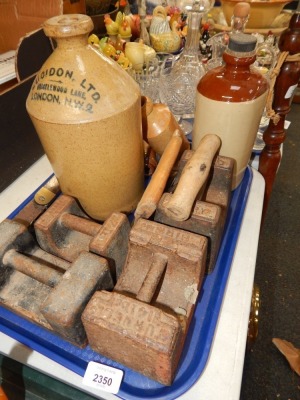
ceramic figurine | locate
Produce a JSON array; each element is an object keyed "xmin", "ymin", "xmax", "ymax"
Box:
[
  {"xmin": 105, "ymin": 11, "xmax": 132, "ymax": 41},
  {"xmin": 149, "ymin": 6, "xmax": 181, "ymax": 53},
  {"xmin": 104, "ymin": 13, "xmax": 119, "ymax": 36},
  {"xmin": 119, "ymin": 15, "xmax": 132, "ymax": 40},
  {"xmin": 149, "ymin": 5, "xmax": 171, "ymax": 35}
]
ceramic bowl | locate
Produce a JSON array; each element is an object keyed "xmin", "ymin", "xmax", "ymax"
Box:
[
  {"xmin": 86, "ymin": 0, "xmax": 112, "ymax": 15},
  {"xmin": 221, "ymin": 0, "xmax": 292, "ymax": 29}
]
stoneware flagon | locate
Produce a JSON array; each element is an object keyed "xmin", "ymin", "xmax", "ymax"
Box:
[{"xmin": 26, "ymin": 14, "xmax": 145, "ymax": 221}]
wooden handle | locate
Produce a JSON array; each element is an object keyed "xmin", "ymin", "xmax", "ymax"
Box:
[
  {"xmin": 134, "ymin": 130, "xmax": 183, "ymax": 221},
  {"xmin": 162, "ymin": 134, "xmax": 221, "ymax": 221}
]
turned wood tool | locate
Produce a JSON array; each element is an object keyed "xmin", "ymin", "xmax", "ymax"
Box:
[
  {"xmin": 155, "ymin": 150, "xmax": 234, "ymax": 273},
  {"xmin": 134, "ymin": 130, "xmax": 183, "ymax": 222},
  {"xmin": 161, "ymin": 134, "xmax": 221, "ymax": 221}
]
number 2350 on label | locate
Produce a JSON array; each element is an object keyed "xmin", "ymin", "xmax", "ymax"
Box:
[{"xmin": 82, "ymin": 361, "xmax": 124, "ymax": 394}]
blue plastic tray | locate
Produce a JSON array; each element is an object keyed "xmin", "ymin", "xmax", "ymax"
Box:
[{"xmin": 0, "ymin": 167, "xmax": 252, "ymax": 400}]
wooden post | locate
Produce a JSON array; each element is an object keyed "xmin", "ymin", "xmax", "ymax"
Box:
[{"xmin": 259, "ymin": 12, "xmax": 300, "ymax": 223}]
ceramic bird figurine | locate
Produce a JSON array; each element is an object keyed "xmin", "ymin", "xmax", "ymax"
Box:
[
  {"xmin": 104, "ymin": 14, "xmax": 119, "ymax": 36},
  {"xmin": 149, "ymin": 6, "xmax": 182, "ymax": 53},
  {"xmin": 150, "ymin": 19, "xmax": 181, "ymax": 53},
  {"xmin": 149, "ymin": 5, "xmax": 171, "ymax": 35},
  {"xmin": 119, "ymin": 15, "xmax": 132, "ymax": 40},
  {"xmin": 105, "ymin": 11, "xmax": 132, "ymax": 41}
]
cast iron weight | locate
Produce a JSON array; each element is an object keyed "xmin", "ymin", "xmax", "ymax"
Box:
[
  {"xmin": 0, "ymin": 219, "xmax": 113, "ymax": 346},
  {"xmin": 40, "ymin": 250, "xmax": 113, "ymax": 347},
  {"xmin": 0, "ymin": 219, "xmax": 61, "ymax": 329},
  {"xmin": 82, "ymin": 218, "xmax": 207, "ymax": 385},
  {"xmin": 34, "ymin": 194, "xmax": 131, "ymax": 280},
  {"xmin": 155, "ymin": 151, "xmax": 234, "ymax": 273}
]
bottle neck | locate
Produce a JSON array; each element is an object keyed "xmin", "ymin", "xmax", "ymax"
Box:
[
  {"xmin": 183, "ymin": 10, "xmax": 202, "ymax": 53},
  {"xmin": 223, "ymin": 50, "xmax": 256, "ymax": 77},
  {"xmin": 54, "ymin": 35, "xmax": 88, "ymax": 49},
  {"xmin": 231, "ymin": 15, "xmax": 249, "ymax": 34}
]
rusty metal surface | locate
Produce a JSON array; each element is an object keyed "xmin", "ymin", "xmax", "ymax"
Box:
[
  {"xmin": 34, "ymin": 195, "xmax": 93, "ymax": 262},
  {"xmin": 0, "ymin": 219, "xmax": 53, "ymax": 329},
  {"xmin": 89, "ymin": 212, "xmax": 131, "ymax": 280},
  {"xmin": 0, "ymin": 219, "xmax": 71, "ymax": 287},
  {"xmin": 0, "ymin": 270, "xmax": 53, "ymax": 329},
  {"xmin": 34, "ymin": 194, "xmax": 130, "ymax": 280},
  {"xmin": 155, "ymin": 194, "xmax": 222, "ymax": 273},
  {"xmin": 82, "ymin": 290, "xmax": 184, "ymax": 386},
  {"xmin": 82, "ymin": 219, "xmax": 207, "ymax": 385},
  {"xmin": 0, "ymin": 217, "xmax": 114, "ymax": 347},
  {"xmin": 0, "ymin": 157, "xmax": 229, "ymax": 375},
  {"xmin": 155, "ymin": 152, "xmax": 234, "ymax": 273},
  {"xmin": 3, "ymin": 248, "xmax": 64, "ymax": 287},
  {"xmin": 116, "ymin": 219, "xmax": 207, "ymax": 318},
  {"xmin": 202, "ymin": 155, "xmax": 234, "ymax": 211},
  {"xmin": 136, "ymin": 252, "xmax": 167, "ymax": 303},
  {"xmin": 41, "ymin": 251, "xmax": 114, "ymax": 347}
]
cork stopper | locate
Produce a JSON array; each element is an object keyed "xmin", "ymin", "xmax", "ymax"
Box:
[{"xmin": 228, "ymin": 33, "xmax": 257, "ymax": 53}]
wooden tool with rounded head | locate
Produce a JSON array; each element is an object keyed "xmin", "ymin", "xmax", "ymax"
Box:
[{"xmin": 162, "ymin": 134, "xmax": 221, "ymax": 221}]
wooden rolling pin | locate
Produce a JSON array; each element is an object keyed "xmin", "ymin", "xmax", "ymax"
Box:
[
  {"xmin": 162, "ymin": 134, "xmax": 221, "ymax": 221},
  {"xmin": 134, "ymin": 130, "xmax": 183, "ymax": 222}
]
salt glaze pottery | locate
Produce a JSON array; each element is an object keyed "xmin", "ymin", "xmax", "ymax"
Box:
[
  {"xmin": 26, "ymin": 14, "xmax": 144, "ymax": 221},
  {"xmin": 141, "ymin": 96, "xmax": 190, "ymax": 156},
  {"xmin": 193, "ymin": 33, "xmax": 269, "ymax": 189}
]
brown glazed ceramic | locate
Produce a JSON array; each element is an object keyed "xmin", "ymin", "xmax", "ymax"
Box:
[
  {"xmin": 141, "ymin": 96, "xmax": 190, "ymax": 156},
  {"xmin": 26, "ymin": 14, "xmax": 144, "ymax": 221},
  {"xmin": 193, "ymin": 33, "xmax": 269, "ymax": 189}
]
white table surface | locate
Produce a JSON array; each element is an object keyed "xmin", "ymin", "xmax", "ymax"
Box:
[{"xmin": 0, "ymin": 155, "xmax": 265, "ymax": 400}]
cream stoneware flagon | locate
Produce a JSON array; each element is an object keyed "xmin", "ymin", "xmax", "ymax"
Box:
[{"xmin": 26, "ymin": 14, "xmax": 144, "ymax": 221}]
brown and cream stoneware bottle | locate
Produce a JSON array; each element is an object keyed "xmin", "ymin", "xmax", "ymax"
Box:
[
  {"xmin": 193, "ymin": 33, "xmax": 269, "ymax": 189},
  {"xmin": 26, "ymin": 14, "xmax": 144, "ymax": 221}
]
